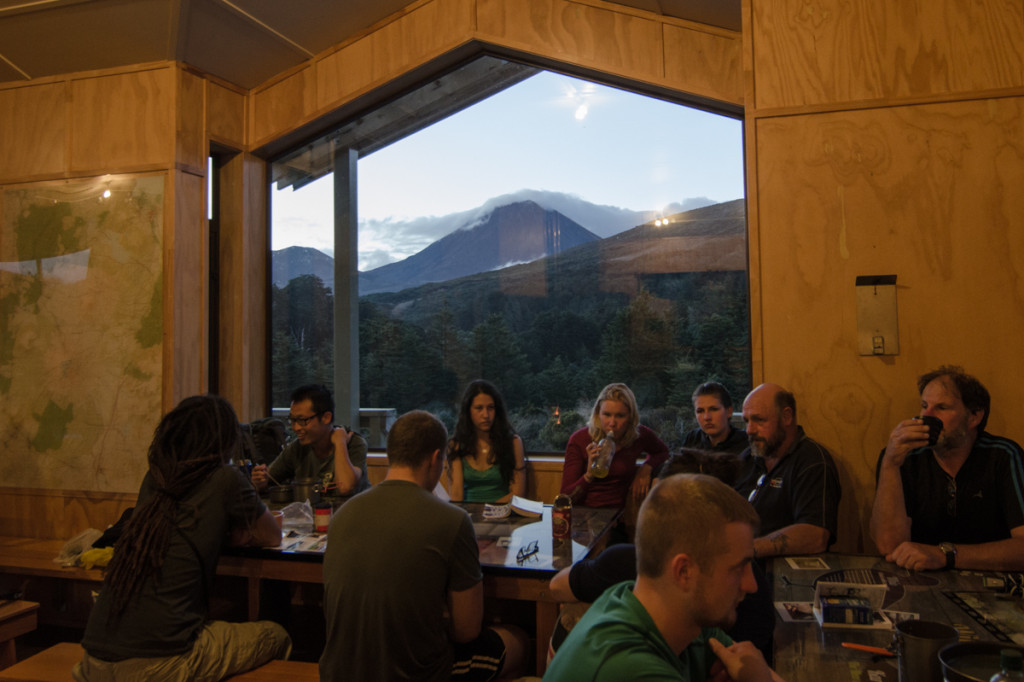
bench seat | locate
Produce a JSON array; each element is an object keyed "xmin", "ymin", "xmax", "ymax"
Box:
[{"xmin": 0, "ymin": 643, "xmax": 318, "ymax": 681}]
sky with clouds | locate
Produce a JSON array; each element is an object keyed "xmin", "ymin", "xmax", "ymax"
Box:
[{"xmin": 271, "ymin": 70, "xmax": 745, "ymax": 272}]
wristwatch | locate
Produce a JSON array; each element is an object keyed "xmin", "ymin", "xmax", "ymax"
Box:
[{"xmin": 939, "ymin": 542, "xmax": 957, "ymax": 569}]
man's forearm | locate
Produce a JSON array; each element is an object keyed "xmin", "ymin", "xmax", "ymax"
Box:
[
  {"xmin": 229, "ymin": 509, "xmax": 282, "ymax": 547},
  {"xmin": 754, "ymin": 523, "xmax": 829, "ymax": 557},
  {"xmin": 954, "ymin": 535, "xmax": 1024, "ymax": 571},
  {"xmin": 548, "ymin": 566, "xmax": 578, "ymax": 603},
  {"xmin": 870, "ymin": 465, "xmax": 912, "ymax": 554},
  {"xmin": 332, "ymin": 441, "xmax": 361, "ymax": 494}
]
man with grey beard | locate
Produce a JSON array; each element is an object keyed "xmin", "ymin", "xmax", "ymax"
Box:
[
  {"xmin": 870, "ymin": 366, "xmax": 1024, "ymax": 571},
  {"xmin": 733, "ymin": 384, "xmax": 840, "ymax": 558}
]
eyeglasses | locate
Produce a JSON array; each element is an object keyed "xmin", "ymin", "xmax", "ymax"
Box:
[
  {"xmin": 516, "ymin": 540, "xmax": 540, "ymax": 565},
  {"xmin": 748, "ymin": 474, "xmax": 767, "ymax": 503},
  {"xmin": 287, "ymin": 413, "xmax": 322, "ymax": 428},
  {"xmin": 946, "ymin": 477, "xmax": 957, "ymax": 517}
]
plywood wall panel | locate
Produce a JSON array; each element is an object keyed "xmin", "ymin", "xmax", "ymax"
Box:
[
  {"xmin": 217, "ymin": 153, "xmax": 268, "ymax": 420},
  {"xmin": 751, "ymin": 0, "xmax": 1024, "ymax": 110},
  {"xmin": 753, "ymin": 96, "xmax": 1024, "ymax": 550},
  {"xmin": 69, "ymin": 68, "xmax": 175, "ymax": 173},
  {"xmin": 207, "ymin": 81, "xmax": 245, "ymax": 148},
  {"xmin": 477, "ymin": 0, "xmax": 662, "ymax": 83},
  {"xmin": 315, "ymin": 0, "xmax": 473, "ymax": 112},
  {"xmin": 167, "ymin": 170, "xmax": 208, "ymax": 405},
  {"xmin": 663, "ymin": 23, "xmax": 743, "ymax": 107},
  {"xmin": 0, "ymin": 488, "xmax": 135, "ymax": 540},
  {"xmin": 0, "ymin": 83, "xmax": 66, "ymax": 183},
  {"xmin": 176, "ymin": 69, "xmax": 206, "ymax": 174},
  {"xmin": 250, "ymin": 66, "xmax": 316, "ymax": 149}
]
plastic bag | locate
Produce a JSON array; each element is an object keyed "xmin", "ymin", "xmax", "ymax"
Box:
[
  {"xmin": 277, "ymin": 500, "xmax": 314, "ymax": 531},
  {"xmin": 53, "ymin": 528, "xmax": 104, "ymax": 567}
]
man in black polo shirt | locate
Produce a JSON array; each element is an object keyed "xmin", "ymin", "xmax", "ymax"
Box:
[
  {"xmin": 682, "ymin": 381, "xmax": 748, "ymax": 456},
  {"xmin": 733, "ymin": 383, "xmax": 841, "ymax": 558},
  {"xmin": 870, "ymin": 365, "xmax": 1024, "ymax": 571}
]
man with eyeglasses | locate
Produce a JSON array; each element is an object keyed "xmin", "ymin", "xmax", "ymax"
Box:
[
  {"xmin": 251, "ymin": 384, "xmax": 368, "ymax": 496},
  {"xmin": 870, "ymin": 366, "xmax": 1024, "ymax": 571},
  {"xmin": 733, "ymin": 384, "xmax": 840, "ymax": 559}
]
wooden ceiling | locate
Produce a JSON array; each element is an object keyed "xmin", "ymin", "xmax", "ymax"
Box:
[{"xmin": 0, "ymin": 0, "xmax": 740, "ymax": 90}]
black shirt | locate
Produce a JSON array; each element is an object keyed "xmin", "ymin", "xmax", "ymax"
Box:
[
  {"xmin": 874, "ymin": 431, "xmax": 1024, "ymax": 544},
  {"xmin": 734, "ymin": 427, "xmax": 841, "ymax": 545},
  {"xmin": 682, "ymin": 425, "xmax": 749, "ymax": 456}
]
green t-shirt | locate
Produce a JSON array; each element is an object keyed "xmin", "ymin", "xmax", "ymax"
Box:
[{"xmin": 543, "ymin": 581, "xmax": 733, "ymax": 681}]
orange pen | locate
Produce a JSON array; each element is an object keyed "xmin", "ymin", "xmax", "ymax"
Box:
[{"xmin": 841, "ymin": 642, "xmax": 895, "ymax": 657}]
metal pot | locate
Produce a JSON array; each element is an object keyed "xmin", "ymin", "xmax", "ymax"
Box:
[
  {"xmin": 940, "ymin": 642, "xmax": 1024, "ymax": 682},
  {"xmin": 293, "ymin": 477, "xmax": 321, "ymax": 504},
  {"xmin": 268, "ymin": 485, "xmax": 293, "ymax": 504}
]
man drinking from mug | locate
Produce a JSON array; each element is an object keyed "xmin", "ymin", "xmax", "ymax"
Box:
[{"xmin": 870, "ymin": 365, "xmax": 1024, "ymax": 571}]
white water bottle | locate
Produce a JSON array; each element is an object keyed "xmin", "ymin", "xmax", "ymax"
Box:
[{"xmin": 990, "ymin": 649, "xmax": 1024, "ymax": 682}]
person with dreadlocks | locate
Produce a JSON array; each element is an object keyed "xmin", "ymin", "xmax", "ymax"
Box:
[{"xmin": 74, "ymin": 395, "xmax": 291, "ymax": 682}]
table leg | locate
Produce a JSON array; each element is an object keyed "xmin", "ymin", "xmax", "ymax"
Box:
[
  {"xmin": 247, "ymin": 577, "xmax": 260, "ymax": 621},
  {"xmin": 535, "ymin": 601, "xmax": 558, "ymax": 675},
  {"xmin": 1, "ymin": 639, "xmax": 16, "ymax": 669}
]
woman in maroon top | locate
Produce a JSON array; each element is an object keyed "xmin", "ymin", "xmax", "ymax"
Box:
[{"xmin": 560, "ymin": 383, "xmax": 669, "ymax": 510}]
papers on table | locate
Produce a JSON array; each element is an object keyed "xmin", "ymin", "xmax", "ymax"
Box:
[{"xmin": 277, "ymin": 530, "xmax": 327, "ymax": 553}]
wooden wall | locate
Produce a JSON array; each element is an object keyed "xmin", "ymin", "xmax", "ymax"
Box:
[
  {"xmin": 4, "ymin": 0, "xmax": 1024, "ymax": 556},
  {"xmin": 247, "ymin": 0, "xmax": 742, "ymax": 148},
  {"xmin": 744, "ymin": 0, "xmax": 1024, "ymax": 552}
]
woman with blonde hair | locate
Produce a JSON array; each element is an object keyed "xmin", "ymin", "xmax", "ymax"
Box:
[{"xmin": 560, "ymin": 383, "xmax": 668, "ymax": 512}]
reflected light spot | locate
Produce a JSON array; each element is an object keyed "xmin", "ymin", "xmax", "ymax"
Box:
[{"xmin": 574, "ymin": 104, "xmax": 588, "ymax": 121}]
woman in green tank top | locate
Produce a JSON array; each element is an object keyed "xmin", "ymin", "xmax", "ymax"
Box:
[{"xmin": 446, "ymin": 380, "xmax": 527, "ymax": 503}]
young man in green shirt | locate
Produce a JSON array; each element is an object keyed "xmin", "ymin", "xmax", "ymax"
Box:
[{"xmin": 544, "ymin": 474, "xmax": 783, "ymax": 682}]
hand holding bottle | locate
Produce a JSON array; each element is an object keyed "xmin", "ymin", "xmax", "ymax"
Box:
[{"xmin": 589, "ymin": 430, "xmax": 614, "ymax": 479}]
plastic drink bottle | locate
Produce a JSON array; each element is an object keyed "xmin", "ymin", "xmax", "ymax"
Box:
[
  {"xmin": 590, "ymin": 430, "xmax": 614, "ymax": 478},
  {"xmin": 990, "ymin": 649, "xmax": 1024, "ymax": 682}
]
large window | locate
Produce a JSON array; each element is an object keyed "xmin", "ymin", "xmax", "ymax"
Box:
[{"xmin": 270, "ymin": 57, "xmax": 749, "ymax": 452}]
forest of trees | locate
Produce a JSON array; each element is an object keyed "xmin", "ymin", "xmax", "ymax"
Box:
[{"xmin": 271, "ymin": 266, "xmax": 751, "ymax": 452}]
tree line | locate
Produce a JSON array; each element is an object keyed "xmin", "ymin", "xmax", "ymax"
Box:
[{"xmin": 271, "ymin": 270, "xmax": 751, "ymax": 452}]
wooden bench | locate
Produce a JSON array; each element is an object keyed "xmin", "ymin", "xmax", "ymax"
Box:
[
  {"xmin": 0, "ymin": 642, "xmax": 79, "ymax": 681},
  {"xmin": 225, "ymin": 659, "xmax": 319, "ymax": 680},
  {"xmin": 0, "ymin": 642, "xmax": 317, "ymax": 681},
  {"xmin": 0, "ymin": 601, "xmax": 39, "ymax": 670}
]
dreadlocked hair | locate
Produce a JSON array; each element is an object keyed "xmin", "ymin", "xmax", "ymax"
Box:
[{"xmin": 104, "ymin": 394, "xmax": 242, "ymax": 621}]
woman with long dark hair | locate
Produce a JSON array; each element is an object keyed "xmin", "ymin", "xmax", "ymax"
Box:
[
  {"xmin": 447, "ymin": 380, "xmax": 527, "ymax": 503},
  {"xmin": 74, "ymin": 395, "xmax": 291, "ymax": 682}
]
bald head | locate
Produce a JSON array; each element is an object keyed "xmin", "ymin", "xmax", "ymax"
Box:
[{"xmin": 742, "ymin": 383, "xmax": 797, "ymax": 460}]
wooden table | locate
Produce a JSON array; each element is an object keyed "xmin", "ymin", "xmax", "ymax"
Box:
[
  {"xmin": 770, "ymin": 553, "xmax": 1024, "ymax": 682},
  {"xmin": 222, "ymin": 502, "xmax": 620, "ymax": 674}
]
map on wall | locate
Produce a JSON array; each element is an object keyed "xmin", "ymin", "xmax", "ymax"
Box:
[{"xmin": 0, "ymin": 175, "xmax": 164, "ymax": 492}]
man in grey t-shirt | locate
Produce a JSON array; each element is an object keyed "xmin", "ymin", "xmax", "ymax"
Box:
[{"xmin": 320, "ymin": 411, "xmax": 525, "ymax": 681}]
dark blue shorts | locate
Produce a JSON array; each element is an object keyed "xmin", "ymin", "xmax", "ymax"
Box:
[{"xmin": 452, "ymin": 627, "xmax": 506, "ymax": 681}]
